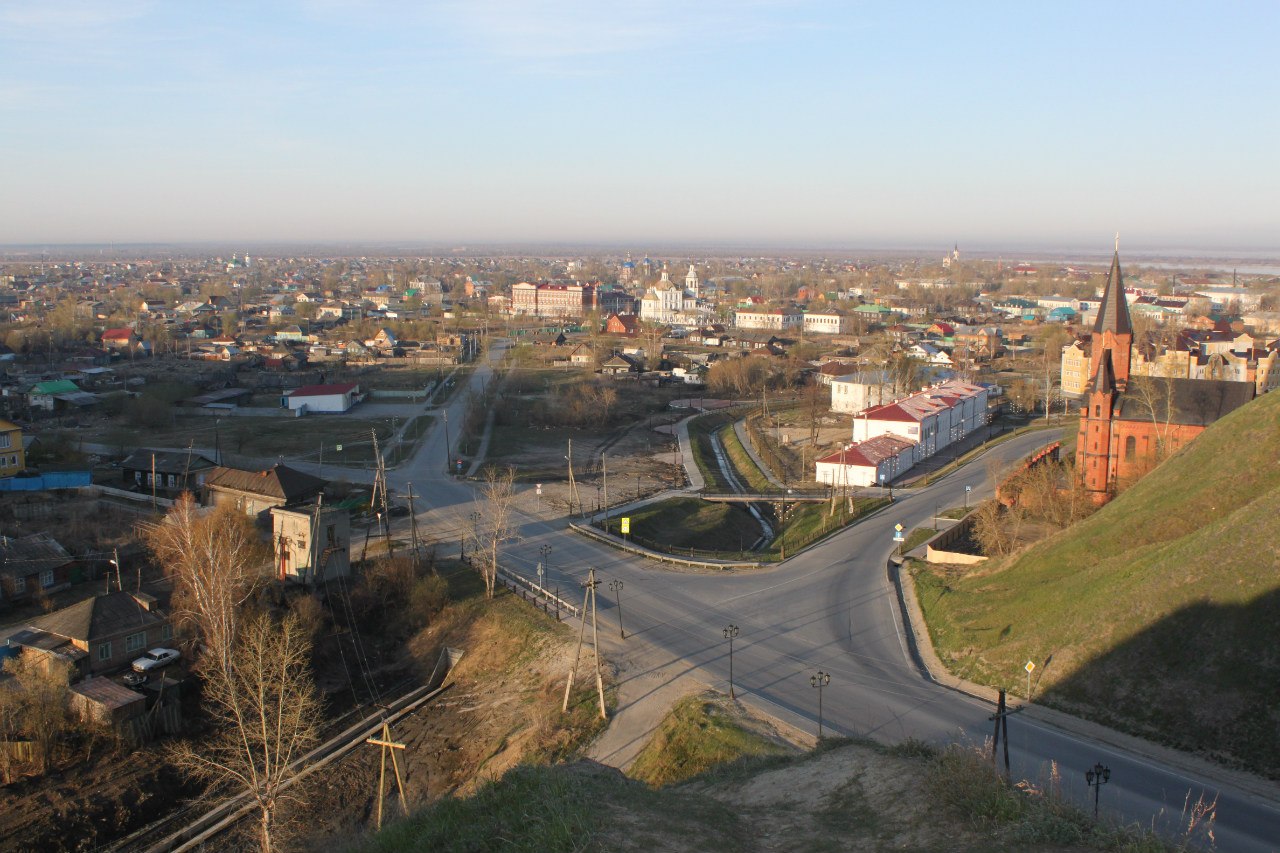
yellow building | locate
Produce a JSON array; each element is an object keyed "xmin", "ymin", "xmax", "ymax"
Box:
[
  {"xmin": 1060, "ymin": 340, "xmax": 1091, "ymax": 397},
  {"xmin": 0, "ymin": 419, "xmax": 25, "ymax": 476}
]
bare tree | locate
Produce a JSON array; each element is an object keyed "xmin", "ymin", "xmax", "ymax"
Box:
[
  {"xmin": 0, "ymin": 654, "xmax": 73, "ymax": 777},
  {"xmin": 144, "ymin": 494, "xmax": 270, "ymax": 678},
  {"xmin": 471, "ymin": 465, "xmax": 518, "ymax": 599},
  {"xmin": 172, "ymin": 612, "xmax": 321, "ymax": 853}
]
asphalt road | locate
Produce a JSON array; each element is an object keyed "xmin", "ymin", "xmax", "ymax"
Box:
[{"xmin": 392, "ymin": 342, "xmax": 1278, "ymax": 852}]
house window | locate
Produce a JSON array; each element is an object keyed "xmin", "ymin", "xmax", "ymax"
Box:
[
  {"xmin": 167, "ymin": 474, "xmax": 177, "ymax": 488},
  {"xmin": 98, "ymin": 641, "xmax": 112, "ymax": 661},
  {"xmin": 0, "ymin": 433, "xmax": 9, "ymax": 450},
  {"xmin": 39, "ymin": 569, "xmax": 53, "ymax": 588},
  {"xmin": 135, "ymin": 471, "xmax": 143, "ymax": 484},
  {"xmin": 1124, "ymin": 435, "xmax": 1137, "ymax": 461},
  {"xmin": 13, "ymin": 575, "xmax": 25, "ymax": 594},
  {"xmin": 162, "ymin": 623, "xmax": 173, "ymax": 641},
  {"xmin": 125, "ymin": 631, "xmax": 146, "ymax": 653},
  {"xmin": 1094, "ymin": 405, "xmax": 1100, "ymax": 417}
]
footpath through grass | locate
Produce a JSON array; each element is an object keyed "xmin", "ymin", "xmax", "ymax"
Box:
[
  {"xmin": 627, "ymin": 694, "xmax": 791, "ymax": 787},
  {"xmin": 915, "ymin": 389, "xmax": 1280, "ymax": 778}
]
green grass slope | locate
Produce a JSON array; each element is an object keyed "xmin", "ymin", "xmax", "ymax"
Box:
[{"xmin": 915, "ymin": 389, "xmax": 1280, "ymax": 777}]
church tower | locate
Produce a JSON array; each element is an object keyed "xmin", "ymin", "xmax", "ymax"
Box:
[
  {"xmin": 685, "ymin": 264, "xmax": 700, "ymax": 298},
  {"xmin": 1076, "ymin": 244, "xmax": 1134, "ymax": 501}
]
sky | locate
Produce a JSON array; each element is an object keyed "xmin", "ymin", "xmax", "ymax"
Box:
[{"xmin": 2, "ymin": 1, "xmax": 1278, "ymax": 251}]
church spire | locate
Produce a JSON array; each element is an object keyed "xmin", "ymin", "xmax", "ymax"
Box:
[
  {"xmin": 1093, "ymin": 246, "xmax": 1133, "ymax": 336},
  {"xmin": 1093, "ymin": 348, "xmax": 1115, "ymax": 394}
]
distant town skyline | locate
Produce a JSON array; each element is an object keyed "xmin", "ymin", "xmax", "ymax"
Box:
[{"xmin": 3, "ymin": 2, "xmax": 1278, "ymax": 250}]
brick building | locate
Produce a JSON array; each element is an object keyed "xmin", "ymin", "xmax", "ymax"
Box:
[{"xmin": 1077, "ymin": 250, "xmax": 1255, "ymax": 502}]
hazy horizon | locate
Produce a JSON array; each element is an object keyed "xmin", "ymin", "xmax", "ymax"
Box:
[{"xmin": 4, "ymin": 2, "xmax": 1277, "ymax": 250}]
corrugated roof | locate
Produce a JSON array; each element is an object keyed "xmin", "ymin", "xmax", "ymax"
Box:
[
  {"xmin": 27, "ymin": 591, "xmax": 165, "ymax": 643},
  {"xmin": 0, "ymin": 533, "xmax": 72, "ymax": 579},
  {"xmin": 121, "ymin": 449, "xmax": 216, "ymax": 474},
  {"xmin": 205, "ymin": 463, "xmax": 326, "ymax": 502}
]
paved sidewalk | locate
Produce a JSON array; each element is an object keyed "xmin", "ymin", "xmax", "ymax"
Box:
[{"xmin": 733, "ymin": 418, "xmax": 784, "ymax": 487}]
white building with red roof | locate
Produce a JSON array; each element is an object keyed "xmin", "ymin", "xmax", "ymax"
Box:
[
  {"xmin": 281, "ymin": 382, "xmax": 362, "ymax": 413},
  {"xmin": 815, "ymin": 434, "xmax": 916, "ymax": 487},
  {"xmin": 849, "ymin": 379, "xmax": 988, "ymax": 461}
]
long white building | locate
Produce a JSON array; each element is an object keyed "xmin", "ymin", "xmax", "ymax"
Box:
[{"xmin": 849, "ymin": 379, "xmax": 989, "ymax": 461}]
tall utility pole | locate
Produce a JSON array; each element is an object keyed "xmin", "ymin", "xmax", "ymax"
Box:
[
  {"xmin": 562, "ymin": 568, "xmax": 607, "ymax": 720},
  {"xmin": 406, "ymin": 483, "xmax": 421, "ymax": 573},
  {"xmin": 566, "ymin": 439, "xmax": 581, "ymax": 517},
  {"xmin": 364, "ymin": 721, "xmax": 408, "ymax": 831}
]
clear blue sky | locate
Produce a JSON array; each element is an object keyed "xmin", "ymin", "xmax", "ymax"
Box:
[{"xmin": 3, "ymin": 1, "xmax": 1278, "ymax": 251}]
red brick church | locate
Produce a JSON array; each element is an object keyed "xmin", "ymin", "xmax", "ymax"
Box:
[{"xmin": 1077, "ymin": 249, "xmax": 1255, "ymax": 502}]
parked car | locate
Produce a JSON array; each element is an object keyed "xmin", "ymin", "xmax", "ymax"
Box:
[{"xmin": 131, "ymin": 648, "xmax": 180, "ymax": 674}]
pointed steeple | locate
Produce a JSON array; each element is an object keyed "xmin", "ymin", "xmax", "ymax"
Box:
[
  {"xmin": 1093, "ymin": 348, "xmax": 1115, "ymax": 394},
  {"xmin": 1093, "ymin": 249, "xmax": 1133, "ymax": 336}
]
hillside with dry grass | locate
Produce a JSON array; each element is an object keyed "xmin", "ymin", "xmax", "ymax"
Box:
[{"xmin": 913, "ymin": 389, "xmax": 1280, "ymax": 777}]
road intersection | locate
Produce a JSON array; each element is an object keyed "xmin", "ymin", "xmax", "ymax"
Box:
[{"xmin": 391, "ymin": 342, "xmax": 1276, "ymax": 852}]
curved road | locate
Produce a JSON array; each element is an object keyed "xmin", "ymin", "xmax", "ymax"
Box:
[{"xmin": 390, "ymin": 341, "xmax": 1278, "ymax": 852}]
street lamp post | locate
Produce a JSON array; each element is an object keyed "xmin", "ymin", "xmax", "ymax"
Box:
[
  {"xmin": 1085, "ymin": 763, "xmax": 1111, "ymax": 819},
  {"xmin": 539, "ymin": 544, "xmax": 551, "ymax": 588},
  {"xmin": 810, "ymin": 670, "xmax": 831, "ymax": 739},
  {"xmin": 935, "ymin": 504, "xmax": 940, "ymax": 531},
  {"xmin": 609, "ymin": 579, "xmax": 625, "ymax": 639},
  {"xmin": 723, "ymin": 624, "xmax": 739, "ymax": 699}
]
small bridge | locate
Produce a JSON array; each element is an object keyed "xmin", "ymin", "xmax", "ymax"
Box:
[{"xmin": 701, "ymin": 491, "xmax": 841, "ymax": 503}]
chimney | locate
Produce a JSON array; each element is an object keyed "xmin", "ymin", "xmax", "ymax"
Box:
[{"xmin": 131, "ymin": 592, "xmax": 158, "ymax": 611}]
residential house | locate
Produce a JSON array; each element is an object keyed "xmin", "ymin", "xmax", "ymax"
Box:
[
  {"xmin": 120, "ymin": 449, "xmax": 217, "ymax": 497},
  {"xmin": 28, "ymin": 379, "xmax": 99, "ymax": 413},
  {"xmin": 0, "ymin": 533, "xmax": 74, "ymax": 605},
  {"xmin": 101, "ymin": 328, "xmax": 139, "ymax": 351},
  {"xmin": 604, "ymin": 313, "xmax": 640, "ymax": 336},
  {"xmin": 0, "ymin": 418, "xmax": 24, "ymax": 475},
  {"xmin": 7, "ymin": 591, "xmax": 172, "ymax": 678},
  {"xmin": 601, "ymin": 353, "xmax": 642, "ymax": 376},
  {"xmin": 204, "ymin": 463, "xmax": 327, "ymax": 522}
]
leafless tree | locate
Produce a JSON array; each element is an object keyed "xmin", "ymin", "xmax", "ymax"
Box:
[
  {"xmin": 471, "ymin": 465, "xmax": 518, "ymax": 599},
  {"xmin": 172, "ymin": 612, "xmax": 321, "ymax": 853},
  {"xmin": 0, "ymin": 654, "xmax": 73, "ymax": 777},
  {"xmin": 143, "ymin": 494, "xmax": 270, "ymax": 678}
]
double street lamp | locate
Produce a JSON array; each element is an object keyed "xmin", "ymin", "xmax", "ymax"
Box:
[
  {"xmin": 723, "ymin": 624, "xmax": 739, "ymax": 699},
  {"xmin": 1086, "ymin": 763, "xmax": 1111, "ymax": 819},
  {"xmin": 811, "ymin": 671, "xmax": 831, "ymax": 739}
]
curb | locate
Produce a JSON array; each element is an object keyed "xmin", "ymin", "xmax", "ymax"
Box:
[{"xmin": 888, "ymin": 556, "xmax": 1280, "ymax": 808}]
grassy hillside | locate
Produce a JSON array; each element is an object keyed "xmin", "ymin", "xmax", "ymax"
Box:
[
  {"xmin": 347, "ymin": 704, "xmax": 1195, "ymax": 852},
  {"xmin": 914, "ymin": 389, "xmax": 1280, "ymax": 776}
]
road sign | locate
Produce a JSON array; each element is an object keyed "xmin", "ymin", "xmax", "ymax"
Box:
[
  {"xmin": 336, "ymin": 444, "xmax": 343, "ymax": 452},
  {"xmin": 620, "ymin": 517, "xmax": 631, "ymax": 534},
  {"xmin": 536, "ymin": 483, "xmax": 542, "ymax": 495},
  {"xmin": 1024, "ymin": 660, "xmax": 1035, "ymax": 673},
  {"xmin": 894, "ymin": 523, "xmax": 904, "ymax": 532}
]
